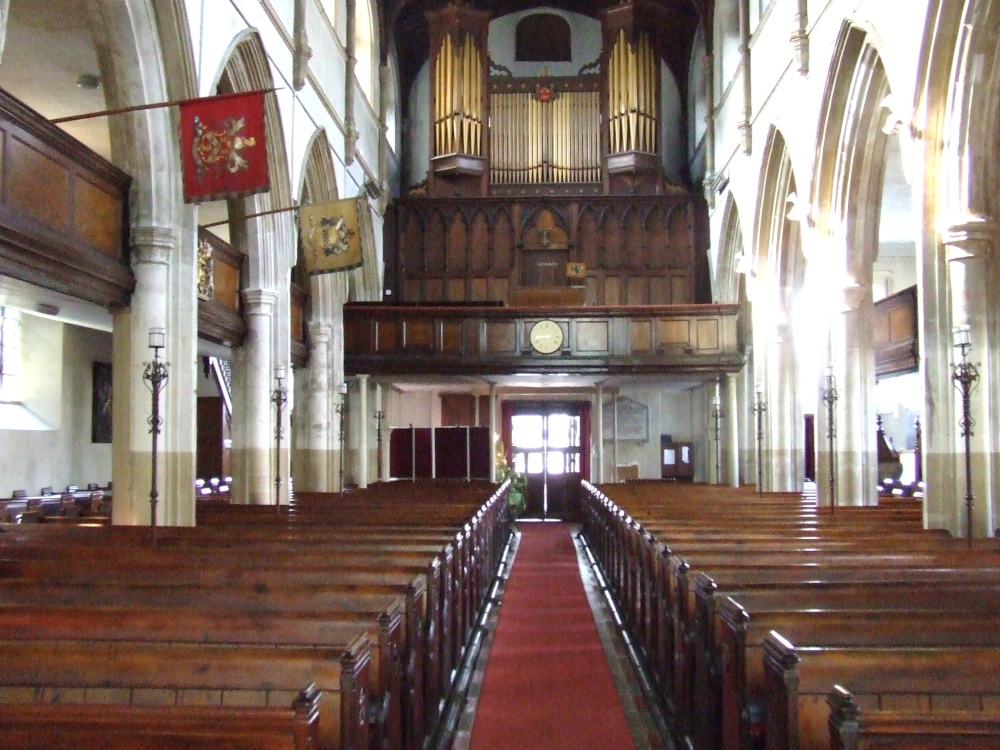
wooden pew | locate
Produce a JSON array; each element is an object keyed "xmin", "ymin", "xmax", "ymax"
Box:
[
  {"xmin": 717, "ymin": 600, "xmax": 1000, "ymax": 750},
  {"xmin": 0, "ymin": 636, "xmax": 370, "ymax": 750},
  {"xmin": 827, "ymin": 685, "xmax": 1000, "ymax": 750},
  {"xmin": 763, "ymin": 633, "xmax": 1000, "ymax": 750},
  {"xmin": 0, "ymin": 684, "xmax": 322, "ymax": 750}
]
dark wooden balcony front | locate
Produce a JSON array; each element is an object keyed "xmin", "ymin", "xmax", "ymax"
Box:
[{"xmin": 343, "ymin": 303, "xmax": 744, "ymax": 376}]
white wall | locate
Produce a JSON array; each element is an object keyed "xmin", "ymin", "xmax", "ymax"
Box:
[
  {"xmin": 488, "ymin": 8, "xmax": 602, "ymax": 77},
  {"xmin": 0, "ymin": 320, "xmax": 112, "ymax": 497}
]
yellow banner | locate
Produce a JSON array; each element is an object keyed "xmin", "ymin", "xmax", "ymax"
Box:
[{"xmin": 300, "ymin": 197, "xmax": 367, "ymax": 275}]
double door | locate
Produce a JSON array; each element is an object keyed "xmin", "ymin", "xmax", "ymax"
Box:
[{"xmin": 511, "ymin": 410, "xmax": 581, "ymax": 519}]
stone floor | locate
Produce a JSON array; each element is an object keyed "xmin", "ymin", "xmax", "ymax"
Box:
[{"xmin": 450, "ymin": 521, "xmax": 669, "ymax": 750}]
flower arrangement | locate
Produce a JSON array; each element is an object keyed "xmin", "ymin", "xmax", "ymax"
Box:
[{"xmin": 495, "ymin": 439, "xmax": 526, "ymax": 519}]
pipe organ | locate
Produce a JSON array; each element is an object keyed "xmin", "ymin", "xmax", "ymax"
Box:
[
  {"xmin": 434, "ymin": 31, "xmax": 483, "ymax": 158},
  {"xmin": 425, "ymin": 0, "xmax": 666, "ymax": 197},
  {"xmin": 489, "ymin": 80, "xmax": 601, "ymax": 186},
  {"xmin": 607, "ymin": 29, "xmax": 658, "ymax": 156}
]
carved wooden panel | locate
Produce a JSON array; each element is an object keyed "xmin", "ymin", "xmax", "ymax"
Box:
[
  {"xmin": 626, "ymin": 277, "xmax": 648, "ymax": 305},
  {"xmin": 874, "ymin": 286, "xmax": 918, "ymax": 377},
  {"xmin": 470, "ymin": 211, "xmax": 489, "ymax": 273},
  {"xmin": 696, "ymin": 318, "xmax": 720, "ymax": 351},
  {"xmin": 8, "ymin": 134, "xmax": 70, "ymax": 229},
  {"xmin": 442, "ymin": 321, "xmax": 463, "ymax": 353},
  {"xmin": 74, "ymin": 176, "xmax": 121, "ymax": 257},
  {"xmin": 405, "ymin": 320, "xmax": 434, "ymax": 351},
  {"xmin": 605, "ymin": 276, "xmax": 621, "ymax": 305},
  {"xmin": 659, "ymin": 319, "xmax": 690, "ymax": 345},
  {"xmin": 576, "ymin": 320, "xmax": 608, "ymax": 352},
  {"xmin": 393, "ymin": 195, "xmax": 704, "ymax": 308},
  {"xmin": 441, "ymin": 393, "xmax": 477, "ymax": 426},
  {"xmin": 487, "ymin": 321, "xmax": 516, "ymax": 352},
  {"xmin": 624, "ymin": 209, "xmax": 644, "ymax": 270},
  {"xmin": 447, "ymin": 213, "xmax": 468, "ymax": 274},
  {"xmin": 631, "ymin": 320, "xmax": 653, "ymax": 352},
  {"xmin": 448, "ymin": 278, "xmax": 466, "ymax": 301},
  {"xmin": 377, "ymin": 320, "xmax": 399, "ymax": 352}
]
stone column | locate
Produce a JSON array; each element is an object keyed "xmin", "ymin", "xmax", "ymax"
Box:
[
  {"xmin": 765, "ymin": 323, "xmax": 801, "ymax": 492},
  {"xmin": 833, "ymin": 284, "xmax": 877, "ymax": 506},
  {"xmin": 113, "ymin": 225, "xmax": 174, "ymax": 527},
  {"xmin": 307, "ymin": 322, "xmax": 333, "ymax": 491},
  {"xmin": 725, "ymin": 372, "xmax": 741, "ymax": 488},
  {"xmin": 358, "ymin": 373, "xmax": 369, "ymax": 489},
  {"xmin": 488, "ymin": 382, "xmax": 498, "ymax": 482},
  {"xmin": 942, "ymin": 216, "xmax": 998, "ymax": 537},
  {"xmin": 737, "ymin": 0, "xmax": 752, "ymax": 154},
  {"xmin": 241, "ymin": 288, "xmax": 278, "ymax": 505},
  {"xmin": 596, "ymin": 385, "xmax": 605, "ymax": 483}
]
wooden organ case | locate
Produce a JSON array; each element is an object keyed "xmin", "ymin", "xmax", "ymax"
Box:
[{"xmin": 392, "ymin": 0, "xmax": 708, "ymax": 307}]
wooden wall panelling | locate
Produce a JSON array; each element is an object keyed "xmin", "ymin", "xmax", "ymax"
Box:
[
  {"xmin": 670, "ymin": 272, "xmax": 691, "ymax": 304},
  {"xmin": 874, "ymin": 285, "xmax": 919, "ymax": 377},
  {"xmin": 405, "ymin": 278, "xmax": 422, "ymax": 302},
  {"xmin": 448, "ymin": 278, "xmax": 466, "ymax": 301},
  {"xmin": 470, "ymin": 211, "xmax": 490, "ymax": 273},
  {"xmin": 377, "ymin": 319, "xmax": 399, "ymax": 352},
  {"xmin": 631, "ymin": 319, "xmax": 653, "ymax": 352},
  {"xmin": 0, "ymin": 89, "xmax": 132, "ymax": 308},
  {"xmin": 424, "ymin": 278, "xmax": 444, "ymax": 300},
  {"xmin": 575, "ymin": 320, "xmax": 608, "ymax": 353},
  {"xmin": 579, "ymin": 208, "xmax": 600, "ymax": 271},
  {"xmin": 658, "ymin": 318, "xmax": 691, "ymax": 350},
  {"xmin": 290, "ymin": 282, "xmax": 309, "ymax": 367},
  {"xmin": 446, "ymin": 211, "xmax": 468, "ymax": 274},
  {"xmin": 426, "ymin": 211, "xmax": 446, "ymax": 273},
  {"xmin": 600, "ymin": 210, "xmax": 622, "ymax": 269},
  {"xmin": 405, "ymin": 319, "xmax": 435, "ymax": 352},
  {"xmin": 649, "ymin": 275, "xmax": 669, "ymax": 305},
  {"xmin": 463, "ymin": 318, "xmax": 481, "ymax": 355},
  {"xmin": 626, "ymin": 276, "xmax": 648, "ymax": 304},
  {"xmin": 624, "ymin": 208, "xmax": 644, "ymax": 270},
  {"xmin": 442, "ymin": 320, "xmax": 463, "ymax": 353},
  {"xmin": 197, "ymin": 231, "xmax": 246, "ymax": 347},
  {"xmin": 492, "ymin": 209, "xmax": 514, "ymax": 275},
  {"xmin": 696, "ymin": 317, "xmax": 720, "ymax": 352},
  {"xmin": 470, "ymin": 277, "xmax": 488, "ymax": 301},
  {"xmin": 604, "ymin": 275, "xmax": 621, "ymax": 305},
  {"xmin": 486, "ymin": 276, "xmax": 509, "ymax": 302},
  {"xmin": 647, "ymin": 207, "xmax": 667, "ymax": 269},
  {"xmin": 477, "ymin": 395, "xmax": 490, "ymax": 427},
  {"xmin": 441, "ymin": 393, "xmax": 476, "ymax": 426},
  {"xmin": 486, "ymin": 321, "xmax": 516, "ymax": 353}
]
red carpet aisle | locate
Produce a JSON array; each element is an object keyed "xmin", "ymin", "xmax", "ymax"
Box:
[{"xmin": 468, "ymin": 522, "xmax": 637, "ymax": 749}]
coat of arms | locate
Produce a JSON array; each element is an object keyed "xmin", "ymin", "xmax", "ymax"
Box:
[
  {"xmin": 533, "ymin": 65, "xmax": 559, "ymax": 103},
  {"xmin": 191, "ymin": 115, "xmax": 258, "ymax": 177},
  {"xmin": 308, "ymin": 214, "xmax": 355, "ymax": 259}
]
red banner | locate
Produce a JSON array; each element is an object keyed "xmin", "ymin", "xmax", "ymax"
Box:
[{"xmin": 179, "ymin": 91, "xmax": 269, "ymax": 204}]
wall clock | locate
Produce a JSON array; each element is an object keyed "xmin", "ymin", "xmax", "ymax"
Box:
[{"xmin": 529, "ymin": 319, "xmax": 564, "ymax": 354}]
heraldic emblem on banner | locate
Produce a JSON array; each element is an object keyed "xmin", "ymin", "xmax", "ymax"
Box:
[
  {"xmin": 300, "ymin": 196, "xmax": 373, "ymax": 276},
  {"xmin": 179, "ymin": 91, "xmax": 269, "ymax": 203}
]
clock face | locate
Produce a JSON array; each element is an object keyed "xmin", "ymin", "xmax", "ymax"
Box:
[{"xmin": 529, "ymin": 319, "xmax": 564, "ymax": 354}]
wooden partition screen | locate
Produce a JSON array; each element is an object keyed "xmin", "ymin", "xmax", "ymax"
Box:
[{"xmin": 388, "ymin": 426, "xmax": 491, "ymax": 480}]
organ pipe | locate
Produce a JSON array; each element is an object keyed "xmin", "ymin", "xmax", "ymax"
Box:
[
  {"xmin": 607, "ymin": 29, "xmax": 658, "ymax": 155},
  {"xmin": 433, "ymin": 31, "xmax": 483, "ymax": 157}
]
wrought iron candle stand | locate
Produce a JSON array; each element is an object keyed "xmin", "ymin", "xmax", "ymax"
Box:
[
  {"xmin": 142, "ymin": 328, "xmax": 169, "ymax": 546},
  {"xmin": 821, "ymin": 365, "xmax": 839, "ymax": 512},
  {"xmin": 271, "ymin": 367, "xmax": 287, "ymax": 510},
  {"xmin": 754, "ymin": 385, "xmax": 766, "ymax": 495},
  {"xmin": 374, "ymin": 408, "xmax": 385, "ymax": 483},
  {"xmin": 712, "ymin": 388, "xmax": 723, "ymax": 484},
  {"xmin": 951, "ymin": 326, "xmax": 979, "ymax": 548},
  {"xmin": 336, "ymin": 381, "xmax": 349, "ymax": 494}
]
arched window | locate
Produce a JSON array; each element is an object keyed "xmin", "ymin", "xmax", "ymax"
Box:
[
  {"xmin": 355, "ymin": 0, "xmax": 375, "ymax": 103},
  {"xmin": 515, "ymin": 13, "xmax": 571, "ymax": 62}
]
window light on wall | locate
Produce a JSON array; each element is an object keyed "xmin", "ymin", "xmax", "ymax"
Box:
[{"xmin": 0, "ymin": 307, "xmax": 23, "ymax": 403}]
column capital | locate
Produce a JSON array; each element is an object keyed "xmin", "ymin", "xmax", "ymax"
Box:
[
  {"xmin": 242, "ymin": 288, "xmax": 279, "ymax": 314},
  {"xmin": 131, "ymin": 225, "xmax": 177, "ymax": 265},
  {"xmin": 941, "ymin": 213, "xmax": 997, "ymax": 261},
  {"xmin": 307, "ymin": 321, "xmax": 332, "ymax": 344}
]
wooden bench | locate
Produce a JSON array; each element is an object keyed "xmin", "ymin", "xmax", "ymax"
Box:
[
  {"xmin": 763, "ymin": 633, "xmax": 1000, "ymax": 750},
  {"xmin": 0, "ymin": 636, "xmax": 370, "ymax": 750},
  {"xmin": 0, "ymin": 684, "xmax": 322, "ymax": 750},
  {"xmin": 827, "ymin": 685, "xmax": 1000, "ymax": 750},
  {"xmin": 717, "ymin": 599, "xmax": 1000, "ymax": 750}
]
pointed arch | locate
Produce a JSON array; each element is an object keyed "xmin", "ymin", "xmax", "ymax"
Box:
[
  {"xmin": 214, "ymin": 30, "xmax": 295, "ymax": 290},
  {"xmin": 715, "ymin": 194, "xmax": 746, "ymax": 304}
]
